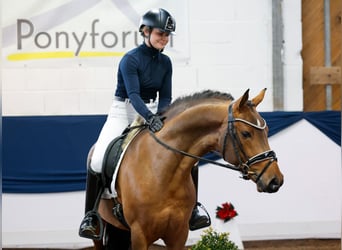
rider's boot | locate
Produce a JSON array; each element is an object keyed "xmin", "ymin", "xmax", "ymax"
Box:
[
  {"xmin": 79, "ymin": 168, "xmax": 103, "ymax": 240},
  {"xmin": 189, "ymin": 164, "xmax": 211, "ymax": 231}
]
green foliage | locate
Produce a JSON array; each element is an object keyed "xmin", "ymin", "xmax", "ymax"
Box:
[{"xmin": 190, "ymin": 227, "xmax": 239, "ymax": 250}]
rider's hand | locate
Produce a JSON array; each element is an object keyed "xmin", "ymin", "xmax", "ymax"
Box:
[{"xmin": 147, "ymin": 114, "xmax": 164, "ymax": 133}]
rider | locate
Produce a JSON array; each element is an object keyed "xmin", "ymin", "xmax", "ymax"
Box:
[{"xmin": 79, "ymin": 8, "xmax": 211, "ymax": 240}]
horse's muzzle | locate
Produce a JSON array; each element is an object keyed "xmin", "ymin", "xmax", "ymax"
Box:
[{"xmin": 257, "ymin": 175, "xmax": 284, "ymax": 193}]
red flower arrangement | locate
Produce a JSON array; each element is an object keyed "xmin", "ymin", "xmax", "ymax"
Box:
[{"xmin": 216, "ymin": 202, "xmax": 238, "ymax": 222}]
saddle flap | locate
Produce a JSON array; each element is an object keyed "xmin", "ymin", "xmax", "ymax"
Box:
[{"xmin": 101, "ymin": 135, "xmax": 125, "ymax": 189}]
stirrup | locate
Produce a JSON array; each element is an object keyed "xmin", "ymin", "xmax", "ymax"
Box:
[
  {"xmin": 189, "ymin": 202, "xmax": 211, "ymax": 231},
  {"xmin": 79, "ymin": 210, "xmax": 104, "ymax": 240}
]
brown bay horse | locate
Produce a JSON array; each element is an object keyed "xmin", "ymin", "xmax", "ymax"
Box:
[{"xmin": 94, "ymin": 89, "xmax": 284, "ymax": 250}]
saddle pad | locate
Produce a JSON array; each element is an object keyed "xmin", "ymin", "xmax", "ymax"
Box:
[{"xmin": 109, "ymin": 118, "xmax": 144, "ymax": 198}]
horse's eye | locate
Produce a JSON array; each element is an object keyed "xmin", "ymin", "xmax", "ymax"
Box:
[{"xmin": 241, "ymin": 131, "xmax": 251, "ymax": 138}]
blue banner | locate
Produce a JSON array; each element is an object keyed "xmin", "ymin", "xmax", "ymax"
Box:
[{"xmin": 3, "ymin": 111, "xmax": 340, "ymax": 193}]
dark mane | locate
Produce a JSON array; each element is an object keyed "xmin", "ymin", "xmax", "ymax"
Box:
[{"xmin": 163, "ymin": 90, "xmax": 234, "ymax": 115}]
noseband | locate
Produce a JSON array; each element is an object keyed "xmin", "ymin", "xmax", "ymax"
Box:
[
  {"xmin": 222, "ymin": 103, "xmax": 277, "ymax": 181},
  {"xmin": 148, "ymin": 102, "xmax": 277, "ymax": 181}
]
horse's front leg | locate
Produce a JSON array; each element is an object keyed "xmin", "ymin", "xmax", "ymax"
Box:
[
  {"xmin": 163, "ymin": 226, "xmax": 189, "ymax": 250},
  {"xmin": 130, "ymin": 228, "xmax": 149, "ymax": 250}
]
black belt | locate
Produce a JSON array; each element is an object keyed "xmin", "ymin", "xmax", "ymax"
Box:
[{"xmin": 114, "ymin": 96, "xmax": 155, "ymax": 104}]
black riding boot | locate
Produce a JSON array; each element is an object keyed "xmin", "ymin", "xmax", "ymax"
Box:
[
  {"xmin": 79, "ymin": 168, "xmax": 104, "ymax": 240},
  {"xmin": 189, "ymin": 164, "xmax": 211, "ymax": 231}
]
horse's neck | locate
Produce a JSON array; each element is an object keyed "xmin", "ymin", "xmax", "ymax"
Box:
[{"xmin": 163, "ymin": 103, "xmax": 226, "ymax": 156}]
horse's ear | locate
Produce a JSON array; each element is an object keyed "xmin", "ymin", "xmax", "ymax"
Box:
[
  {"xmin": 238, "ymin": 89, "xmax": 250, "ymax": 109},
  {"xmin": 252, "ymin": 88, "xmax": 267, "ymax": 107}
]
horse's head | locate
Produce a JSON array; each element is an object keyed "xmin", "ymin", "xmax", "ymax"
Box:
[{"xmin": 221, "ymin": 89, "xmax": 284, "ymax": 193}]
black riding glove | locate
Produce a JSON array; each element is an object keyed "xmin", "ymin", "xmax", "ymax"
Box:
[{"xmin": 147, "ymin": 114, "xmax": 164, "ymax": 133}]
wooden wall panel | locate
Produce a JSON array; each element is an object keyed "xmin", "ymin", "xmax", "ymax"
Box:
[{"xmin": 302, "ymin": 0, "xmax": 341, "ymax": 111}]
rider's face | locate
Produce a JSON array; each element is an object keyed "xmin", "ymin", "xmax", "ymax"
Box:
[{"xmin": 145, "ymin": 29, "xmax": 170, "ymax": 50}]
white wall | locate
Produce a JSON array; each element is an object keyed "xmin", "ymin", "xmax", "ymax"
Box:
[
  {"xmin": 2, "ymin": 0, "xmax": 303, "ymax": 115},
  {"xmin": 3, "ymin": 121, "xmax": 341, "ymax": 248}
]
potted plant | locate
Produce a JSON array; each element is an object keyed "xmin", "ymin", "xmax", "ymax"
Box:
[{"xmin": 190, "ymin": 227, "xmax": 239, "ymax": 250}]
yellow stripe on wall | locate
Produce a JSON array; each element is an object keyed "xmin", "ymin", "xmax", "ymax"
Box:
[
  {"xmin": 7, "ymin": 52, "xmax": 75, "ymax": 61},
  {"xmin": 7, "ymin": 51, "xmax": 125, "ymax": 61}
]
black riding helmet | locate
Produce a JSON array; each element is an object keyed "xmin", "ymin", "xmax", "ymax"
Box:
[{"xmin": 139, "ymin": 8, "xmax": 176, "ymax": 34}]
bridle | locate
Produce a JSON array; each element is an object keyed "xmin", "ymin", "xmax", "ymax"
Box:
[
  {"xmin": 223, "ymin": 103, "xmax": 277, "ymax": 181},
  {"xmin": 147, "ymin": 102, "xmax": 277, "ymax": 181}
]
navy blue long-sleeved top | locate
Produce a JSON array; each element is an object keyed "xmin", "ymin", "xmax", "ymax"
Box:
[{"xmin": 115, "ymin": 43, "xmax": 172, "ymax": 120}]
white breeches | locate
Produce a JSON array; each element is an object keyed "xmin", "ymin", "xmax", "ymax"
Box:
[{"xmin": 90, "ymin": 99, "xmax": 157, "ymax": 173}]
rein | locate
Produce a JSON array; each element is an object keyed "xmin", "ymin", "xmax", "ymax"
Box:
[
  {"xmin": 148, "ymin": 130, "xmax": 242, "ymax": 172},
  {"xmin": 126, "ymin": 123, "xmax": 241, "ymax": 172}
]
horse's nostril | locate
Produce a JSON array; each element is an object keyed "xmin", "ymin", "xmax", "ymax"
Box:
[
  {"xmin": 270, "ymin": 178, "xmax": 278, "ymax": 185},
  {"xmin": 267, "ymin": 178, "xmax": 281, "ymax": 193}
]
